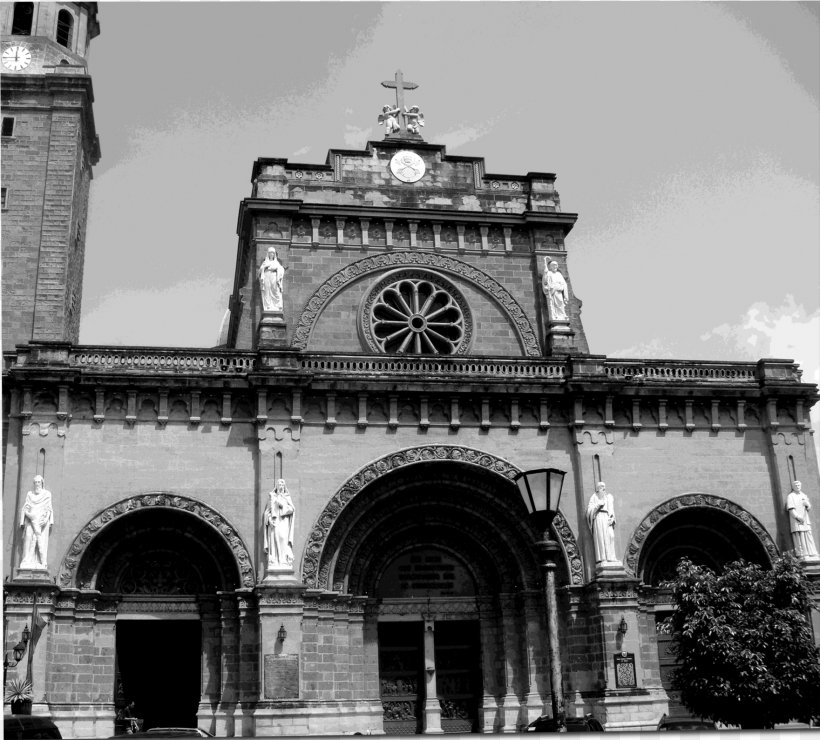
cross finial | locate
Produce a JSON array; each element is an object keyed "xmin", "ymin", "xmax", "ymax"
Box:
[{"xmin": 381, "ymin": 70, "xmax": 418, "ymax": 114}]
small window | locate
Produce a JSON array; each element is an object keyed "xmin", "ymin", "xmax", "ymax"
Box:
[
  {"xmin": 11, "ymin": 2, "xmax": 33, "ymax": 35},
  {"xmin": 2, "ymin": 117, "xmax": 15, "ymax": 137},
  {"xmin": 56, "ymin": 9, "xmax": 74, "ymax": 49},
  {"xmin": 1, "ymin": 188, "xmax": 9, "ymax": 210}
]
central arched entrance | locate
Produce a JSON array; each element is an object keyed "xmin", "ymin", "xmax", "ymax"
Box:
[
  {"xmin": 308, "ymin": 453, "xmax": 573, "ymax": 734},
  {"xmin": 66, "ymin": 496, "xmax": 253, "ymax": 733}
]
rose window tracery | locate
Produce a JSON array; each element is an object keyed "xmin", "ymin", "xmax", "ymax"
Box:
[{"xmin": 359, "ymin": 270, "xmax": 472, "ymax": 355}]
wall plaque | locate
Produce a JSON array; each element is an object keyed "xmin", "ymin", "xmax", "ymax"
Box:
[
  {"xmin": 264, "ymin": 654, "xmax": 299, "ymax": 699},
  {"xmin": 614, "ymin": 651, "xmax": 637, "ymax": 689}
]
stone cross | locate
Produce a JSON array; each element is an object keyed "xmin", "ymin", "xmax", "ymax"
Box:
[{"xmin": 381, "ymin": 70, "xmax": 418, "ymax": 130}]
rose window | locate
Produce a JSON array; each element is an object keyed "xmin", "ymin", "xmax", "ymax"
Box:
[{"xmin": 359, "ymin": 270, "xmax": 472, "ymax": 355}]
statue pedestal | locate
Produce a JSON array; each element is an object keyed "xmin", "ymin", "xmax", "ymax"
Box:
[
  {"xmin": 13, "ymin": 567, "xmax": 52, "ymax": 583},
  {"xmin": 257, "ymin": 311, "xmax": 287, "ymax": 348},
  {"xmin": 593, "ymin": 560, "xmax": 626, "ymax": 579},
  {"xmin": 546, "ymin": 320, "xmax": 575, "ymax": 355},
  {"xmin": 262, "ymin": 564, "xmax": 300, "ymax": 584}
]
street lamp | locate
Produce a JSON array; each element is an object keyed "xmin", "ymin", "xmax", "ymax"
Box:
[
  {"xmin": 513, "ymin": 468, "xmax": 567, "ymax": 731},
  {"xmin": 3, "ymin": 624, "xmax": 31, "ymax": 682}
]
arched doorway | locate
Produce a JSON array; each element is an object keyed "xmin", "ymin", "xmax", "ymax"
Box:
[
  {"xmin": 63, "ymin": 496, "xmax": 253, "ymax": 733},
  {"xmin": 307, "ymin": 453, "xmax": 574, "ymax": 734},
  {"xmin": 630, "ymin": 496, "xmax": 777, "ymax": 716}
]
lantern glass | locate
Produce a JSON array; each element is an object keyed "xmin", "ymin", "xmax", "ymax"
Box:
[
  {"xmin": 514, "ymin": 468, "xmax": 566, "ymax": 515},
  {"xmin": 12, "ymin": 641, "xmax": 25, "ymax": 662}
]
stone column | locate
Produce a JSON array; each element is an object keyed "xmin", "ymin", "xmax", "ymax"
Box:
[
  {"xmin": 197, "ymin": 596, "xmax": 221, "ymax": 730},
  {"xmin": 215, "ymin": 593, "xmax": 239, "ymax": 737},
  {"xmin": 256, "ymin": 584, "xmax": 306, "ymax": 704},
  {"xmin": 422, "ymin": 618, "xmax": 443, "ymax": 734},
  {"xmin": 477, "ymin": 597, "xmax": 503, "ymax": 733},
  {"xmin": 521, "ymin": 590, "xmax": 548, "ymax": 723},
  {"xmin": 498, "ymin": 594, "xmax": 524, "ymax": 732},
  {"xmin": 237, "ymin": 590, "xmax": 260, "ymax": 737}
]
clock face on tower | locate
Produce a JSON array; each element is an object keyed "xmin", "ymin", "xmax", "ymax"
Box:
[{"xmin": 2, "ymin": 45, "xmax": 32, "ymax": 71}]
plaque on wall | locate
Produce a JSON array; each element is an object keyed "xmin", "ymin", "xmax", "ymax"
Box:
[
  {"xmin": 614, "ymin": 651, "xmax": 637, "ymax": 689},
  {"xmin": 264, "ymin": 654, "xmax": 299, "ymax": 699}
]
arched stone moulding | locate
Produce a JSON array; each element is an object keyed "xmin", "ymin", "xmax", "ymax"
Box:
[
  {"xmin": 301, "ymin": 443, "xmax": 583, "ymax": 588},
  {"xmin": 292, "ymin": 251, "xmax": 542, "ymax": 356},
  {"xmin": 624, "ymin": 493, "xmax": 779, "ymax": 578},
  {"xmin": 57, "ymin": 493, "xmax": 255, "ymax": 589}
]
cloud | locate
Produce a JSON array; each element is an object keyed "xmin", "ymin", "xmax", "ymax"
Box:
[
  {"xmin": 292, "ymin": 146, "xmax": 311, "ymax": 157},
  {"xmin": 700, "ymin": 296, "xmax": 820, "ymax": 456},
  {"xmin": 608, "ymin": 337, "xmax": 679, "ymax": 359},
  {"xmin": 700, "ymin": 295, "xmax": 820, "ymax": 372},
  {"xmin": 344, "ymin": 124, "xmax": 372, "ymax": 148}
]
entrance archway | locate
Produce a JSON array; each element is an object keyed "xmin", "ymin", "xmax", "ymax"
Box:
[
  {"xmin": 58, "ymin": 495, "xmax": 253, "ymax": 732},
  {"xmin": 627, "ymin": 495, "xmax": 778, "ymax": 716},
  {"xmin": 305, "ymin": 448, "xmax": 576, "ymax": 734}
]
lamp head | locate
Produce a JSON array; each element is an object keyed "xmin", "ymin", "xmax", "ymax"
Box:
[{"xmin": 513, "ymin": 468, "xmax": 566, "ymax": 531}]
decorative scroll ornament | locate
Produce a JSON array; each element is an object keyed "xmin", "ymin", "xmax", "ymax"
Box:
[
  {"xmin": 624, "ymin": 494, "xmax": 779, "ymax": 577},
  {"xmin": 58, "ymin": 493, "xmax": 255, "ymax": 588},
  {"xmin": 301, "ymin": 444, "xmax": 584, "ymax": 587},
  {"xmin": 293, "ymin": 251, "xmax": 541, "ymax": 356}
]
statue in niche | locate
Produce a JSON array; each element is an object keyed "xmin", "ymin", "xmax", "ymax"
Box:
[
  {"xmin": 258, "ymin": 246, "xmax": 285, "ymax": 312},
  {"xmin": 404, "ymin": 105, "xmax": 425, "ymax": 134},
  {"xmin": 787, "ymin": 481, "xmax": 819, "ymax": 560},
  {"xmin": 586, "ymin": 482, "xmax": 617, "ymax": 564},
  {"xmin": 378, "ymin": 104, "xmax": 401, "ymax": 135},
  {"xmin": 20, "ymin": 474, "xmax": 54, "ymax": 569},
  {"xmin": 264, "ymin": 479, "xmax": 295, "ymax": 568},
  {"xmin": 542, "ymin": 257, "xmax": 569, "ymax": 321}
]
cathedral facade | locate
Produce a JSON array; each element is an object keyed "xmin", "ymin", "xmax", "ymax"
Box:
[{"xmin": 3, "ymin": 4, "xmax": 820, "ymax": 738}]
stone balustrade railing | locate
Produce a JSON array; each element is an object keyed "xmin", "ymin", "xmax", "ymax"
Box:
[{"xmin": 3, "ymin": 345, "xmax": 805, "ymax": 386}]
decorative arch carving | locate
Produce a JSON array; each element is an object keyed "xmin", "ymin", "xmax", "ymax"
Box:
[
  {"xmin": 292, "ymin": 251, "xmax": 542, "ymax": 356},
  {"xmin": 58, "ymin": 493, "xmax": 255, "ymax": 589},
  {"xmin": 301, "ymin": 444, "xmax": 583, "ymax": 587},
  {"xmin": 625, "ymin": 493, "xmax": 779, "ymax": 578}
]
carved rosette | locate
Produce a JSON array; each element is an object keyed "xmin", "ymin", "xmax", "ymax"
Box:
[
  {"xmin": 58, "ymin": 493, "xmax": 255, "ymax": 589},
  {"xmin": 292, "ymin": 251, "xmax": 541, "ymax": 356},
  {"xmin": 624, "ymin": 494, "xmax": 780, "ymax": 577},
  {"xmin": 301, "ymin": 444, "xmax": 584, "ymax": 587}
]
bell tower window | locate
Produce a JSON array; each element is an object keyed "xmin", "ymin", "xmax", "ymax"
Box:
[
  {"xmin": 11, "ymin": 2, "xmax": 33, "ymax": 35},
  {"xmin": 56, "ymin": 10, "xmax": 74, "ymax": 49}
]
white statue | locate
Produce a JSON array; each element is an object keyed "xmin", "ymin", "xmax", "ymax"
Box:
[
  {"xmin": 542, "ymin": 258, "xmax": 569, "ymax": 321},
  {"xmin": 378, "ymin": 104, "xmax": 401, "ymax": 135},
  {"xmin": 264, "ymin": 479, "xmax": 295, "ymax": 568},
  {"xmin": 786, "ymin": 481, "xmax": 819, "ymax": 560},
  {"xmin": 586, "ymin": 482, "xmax": 617, "ymax": 564},
  {"xmin": 404, "ymin": 105, "xmax": 425, "ymax": 134},
  {"xmin": 258, "ymin": 246, "xmax": 285, "ymax": 312},
  {"xmin": 20, "ymin": 475, "xmax": 54, "ymax": 570}
]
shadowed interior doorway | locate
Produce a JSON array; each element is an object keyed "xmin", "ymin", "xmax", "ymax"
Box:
[{"xmin": 115, "ymin": 620, "xmax": 201, "ymax": 731}]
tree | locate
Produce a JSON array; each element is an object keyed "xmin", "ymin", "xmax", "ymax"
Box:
[{"xmin": 664, "ymin": 554, "xmax": 820, "ymax": 729}]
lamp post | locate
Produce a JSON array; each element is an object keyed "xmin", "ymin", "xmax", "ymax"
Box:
[{"xmin": 513, "ymin": 468, "xmax": 567, "ymax": 731}]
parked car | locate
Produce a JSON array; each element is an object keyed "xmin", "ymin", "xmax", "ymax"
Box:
[
  {"xmin": 526, "ymin": 715, "xmax": 604, "ymax": 732},
  {"xmin": 147, "ymin": 730, "xmax": 213, "ymax": 738},
  {"xmin": 112, "ymin": 730, "xmax": 213, "ymax": 739},
  {"xmin": 4, "ymin": 715, "xmax": 62, "ymax": 739},
  {"xmin": 657, "ymin": 715, "xmax": 717, "ymax": 731}
]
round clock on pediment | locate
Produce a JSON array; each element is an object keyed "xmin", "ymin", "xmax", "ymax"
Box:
[
  {"xmin": 2, "ymin": 45, "xmax": 32, "ymax": 71},
  {"xmin": 389, "ymin": 150, "xmax": 425, "ymax": 183}
]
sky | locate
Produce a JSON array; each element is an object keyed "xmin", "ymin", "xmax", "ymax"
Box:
[{"xmin": 80, "ymin": 2, "xmax": 820, "ymax": 434}]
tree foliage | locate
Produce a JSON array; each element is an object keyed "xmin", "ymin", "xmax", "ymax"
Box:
[{"xmin": 665, "ymin": 554, "xmax": 820, "ymax": 729}]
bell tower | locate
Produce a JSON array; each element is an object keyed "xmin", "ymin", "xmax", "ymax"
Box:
[{"xmin": 1, "ymin": 2, "xmax": 101, "ymax": 353}]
